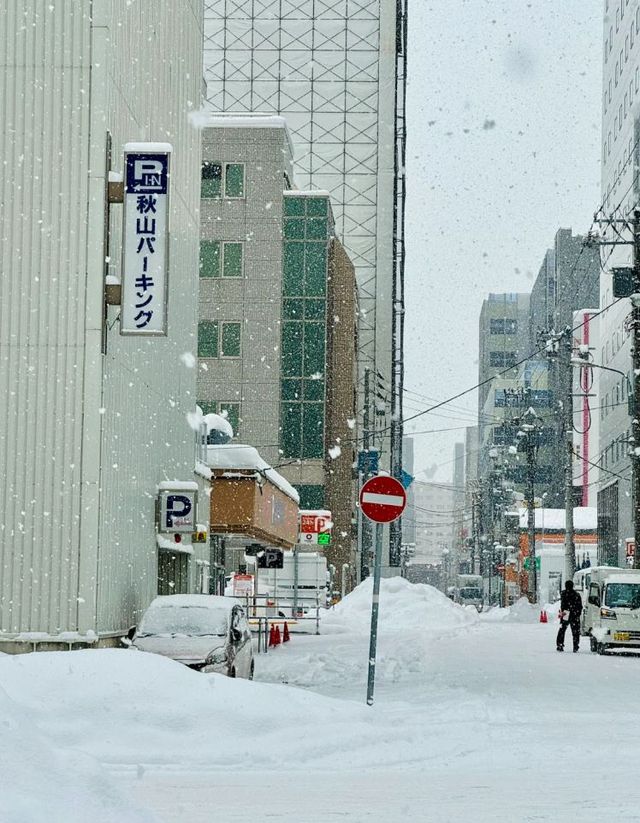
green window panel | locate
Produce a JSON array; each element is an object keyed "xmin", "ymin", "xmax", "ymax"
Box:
[
  {"xmin": 221, "ymin": 322, "xmax": 241, "ymax": 357},
  {"xmin": 284, "ymin": 197, "xmax": 305, "ymax": 216},
  {"xmin": 281, "ymin": 378, "xmax": 302, "ymax": 401},
  {"xmin": 201, "ymin": 162, "xmax": 222, "ymax": 198},
  {"xmin": 304, "ymin": 299, "xmax": 325, "ymax": 321},
  {"xmin": 282, "ymin": 322, "xmax": 303, "ymax": 377},
  {"xmin": 303, "ymin": 322, "xmax": 325, "ymax": 376},
  {"xmin": 281, "ymin": 402, "xmax": 302, "ymax": 457},
  {"xmin": 223, "ymin": 242, "xmax": 243, "ymax": 277},
  {"xmin": 302, "ymin": 403, "xmax": 324, "ymax": 459},
  {"xmin": 283, "ymin": 298, "xmax": 303, "ymax": 320},
  {"xmin": 305, "ymin": 244, "xmax": 327, "ymax": 296},
  {"xmin": 306, "ymin": 198, "xmax": 328, "ymax": 217},
  {"xmin": 200, "ymin": 241, "xmax": 220, "ymax": 278},
  {"xmin": 198, "ymin": 320, "xmax": 219, "ymax": 358},
  {"xmin": 198, "ymin": 401, "xmax": 217, "ymax": 415},
  {"xmin": 283, "ymin": 218, "xmax": 305, "ymax": 239},
  {"xmin": 283, "ymin": 243, "xmax": 305, "ymax": 296},
  {"xmin": 296, "ymin": 484, "xmax": 325, "ymax": 509},
  {"xmin": 219, "ymin": 403, "xmax": 240, "ymax": 434},
  {"xmin": 306, "ymin": 217, "xmax": 327, "ymax": 241},
  {"xmin": 225, "ymin": 163, "xmax": 245, "ymax": 198},
  {"xmin": 304, "ymin": 378, "xmax": 324, "ymax": 401}
]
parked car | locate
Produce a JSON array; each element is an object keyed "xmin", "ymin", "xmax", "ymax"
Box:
[
  {"xmin": 582, "ymin": 569, "xmax": 640, "ymax": 654},
  {"xmin": 129, "ymin": 594, "xmax": 254, "ymax": 679}
]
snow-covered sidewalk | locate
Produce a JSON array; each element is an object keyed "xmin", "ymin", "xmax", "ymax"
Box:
[{"xmin": 3, "ymin": 578, "xmax": 640, "ymax": 822}]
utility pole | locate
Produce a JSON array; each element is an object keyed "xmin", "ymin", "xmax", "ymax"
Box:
[
  {"xmin": 359, "ymin": 368, "xmax": 373, "ymax": 580},
  {"xmin": 561, "ymin": 327, "xmax": 576, "ymax": 582},
  {"xmin": 633, "ymin": 210, "xmax": 640, "ymax": 569},
  {"xmin": 518, "ymin": 408, "xmax": 539, "ymax": 602}
]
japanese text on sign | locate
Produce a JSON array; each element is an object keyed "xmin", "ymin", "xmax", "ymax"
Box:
[{"xmin": 121, "ymin": 145, "xmax": 171, "ymax": 335}]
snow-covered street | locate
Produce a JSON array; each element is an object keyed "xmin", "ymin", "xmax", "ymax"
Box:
[{"xmin": 4, "ymin": 579, "xmax": 640, "ymax": 822}]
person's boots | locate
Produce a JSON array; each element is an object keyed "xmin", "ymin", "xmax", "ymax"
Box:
[{"xmin": 556, "ymin": 644, "xmax": 564, "ymax": 652}]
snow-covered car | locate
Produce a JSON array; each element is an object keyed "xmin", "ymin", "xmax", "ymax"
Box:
[{"xmin": 130, "ymin": 595, "xmax": 254, "ymax": 679}]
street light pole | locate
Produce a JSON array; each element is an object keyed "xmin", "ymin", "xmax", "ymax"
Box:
[{"xmin": 633, "ymin": 210, "xmax": 640, "ymax": 569}]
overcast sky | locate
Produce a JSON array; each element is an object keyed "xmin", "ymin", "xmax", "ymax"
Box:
[{"xmin": 404, "ymin": 0, "xmax": 603, "ymax": 483}]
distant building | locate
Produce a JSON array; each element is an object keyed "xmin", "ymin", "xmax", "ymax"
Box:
[
  {"xmin": 197, "ymin": 116, "xmax": 358, "ymax": 588},
  {"xmin": 411, "ymin": 481, "xmax": 457, "ymax": 566}
]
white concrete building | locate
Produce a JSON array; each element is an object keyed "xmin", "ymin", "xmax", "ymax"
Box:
[
  {"xmin": 598, "ymin": 0, "xmax": 639, "ymax": 564},
  {"xmin": 0, "ymin": 1, "xmax": 205, "ymax": 648},
  {"xmin": 411, "ymin": 481, "xmax": 457, "ymax": 566}
]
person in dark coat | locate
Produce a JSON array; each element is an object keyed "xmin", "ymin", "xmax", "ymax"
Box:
[{"xmin": 556, "ymin": 579, "xmax": 583, "ymax": 653}]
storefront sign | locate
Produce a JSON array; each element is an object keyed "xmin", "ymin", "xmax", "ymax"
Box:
[{"xmin": 121, "ymin": 143, "xmax": 171, "ymax": 335}]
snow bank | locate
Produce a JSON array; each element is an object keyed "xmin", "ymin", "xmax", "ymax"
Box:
[
  {"xmin": 480, "ymin": 597, "xmax": 543, "ymax": 624},
  {"xmin": 0, "ymin": 675, "xmax": 152, "ymax": 823},
  {"xmin": 0, "ymin": 649, "xmax": 389, "ymax": 772},
  {"xmin": 323, "ymin": 575, "xmax": 475, "ymax": 633},
  {"xmin": 261, "ymin": 577, "xmax": 478, "ymax": 691}
]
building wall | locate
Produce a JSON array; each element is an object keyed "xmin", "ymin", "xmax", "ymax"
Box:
[
  {"xmin": 411, "ymin": 482, "xmax": 457, "ymax": 566},
  {"xmin": 198, "ymin": 120, "xmax": 294, "ymax": 467},
  {"xmin": 599, "ymin": 0, "xmax": 639, "ymax": 561},
  {"xmin": 0, "ymin": 0, "xmax": 204, "ymax": 639},
  {"xmin": 325, "ymin": 238, "xmax": 358, "ymax": 587}
]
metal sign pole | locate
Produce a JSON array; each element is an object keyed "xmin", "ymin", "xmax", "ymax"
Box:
[{"xmin": 366, "ymin": 522, "xmax": 383, "ymax": 706}]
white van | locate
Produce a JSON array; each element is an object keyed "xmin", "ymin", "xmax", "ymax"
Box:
[
  {"xmin": 573, "ymin": 566, "xmax": 618, "ymax": 636},
  {"xmin": 582, "ymin": 568, "xmax": 640, "ymax": 654}
]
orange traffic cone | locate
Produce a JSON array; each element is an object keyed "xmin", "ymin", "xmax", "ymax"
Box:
[
  {"xmin": 274, "ymin": 625, "xmax": 281, "ymax": 646},
  {"xmin": 283, "ymin": 621, "xmax": 290, "ymax": 642},
  {"xmin": 268, "ymin": 624, "xmax": 276, "ymax": 647}
]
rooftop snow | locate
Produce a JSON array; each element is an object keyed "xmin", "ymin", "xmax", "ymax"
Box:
[{"xmin": 196, "ymin": 444, "xmax": 300, "ymax": 504}]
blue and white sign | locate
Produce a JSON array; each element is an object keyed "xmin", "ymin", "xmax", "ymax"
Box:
[
  {"xmin": 158, "ymin": 489, "xmax": 197, "ymax": 534},
  {"xmin": 121, "ymin": 143, "xmax": 172, "ymax": 335}
]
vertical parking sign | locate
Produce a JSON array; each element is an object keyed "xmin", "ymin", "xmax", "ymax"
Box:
[{"xmin": 121, "ymin": 143, "xmax": 172, "ymax": 335}]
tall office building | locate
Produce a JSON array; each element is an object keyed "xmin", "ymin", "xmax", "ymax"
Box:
[
  {"xmin": 203, "ymin": 2, "xmax": 408, "ymax": 566},
  {"xmin": 598, "ymin": 0, "xmax": 639, "ymax": 564}
]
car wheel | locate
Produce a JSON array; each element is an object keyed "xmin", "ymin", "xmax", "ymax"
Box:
[
  {"xmin": 249, "ymin": 660, "xmax": 255, "ymax": 681},
  {"xmin": 596, "ymin": 642, "xmax": 607, "ymax": 655}
]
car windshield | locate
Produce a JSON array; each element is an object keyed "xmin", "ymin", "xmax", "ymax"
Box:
[
  {"xmin": 460, "ymin": 588, "xmax": 482, "ymax": 599},
  {"xmin": 138, "ymin": 605, "xmax": 229, "ymax": 637},
  {"xmin": 604, "ymin": 584, "xmax": 640, "ymax": 610}
]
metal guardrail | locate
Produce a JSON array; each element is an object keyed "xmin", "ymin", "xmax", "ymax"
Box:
[{"xmin": 243, "ymin": 593, "xmax": 321, "ymax": 651}]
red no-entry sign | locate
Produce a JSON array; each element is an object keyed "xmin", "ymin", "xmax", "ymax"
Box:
[{"xmin": 359, "ymin": 475, "xmax": 406, "ymax": 524}]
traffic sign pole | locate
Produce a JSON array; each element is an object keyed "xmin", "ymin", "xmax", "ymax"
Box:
[
  {"xmin": 360, "ymin": 475, "xmax": 406, "ymax": 707},
  {"xmin": 366, "ymin": 522, "xmax": 383, "ymax": 706}
]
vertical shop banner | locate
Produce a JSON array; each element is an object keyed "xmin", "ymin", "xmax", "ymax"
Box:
[{"xmin": 121, "ymin": 143, "xmax": 172, "ymax": 335}]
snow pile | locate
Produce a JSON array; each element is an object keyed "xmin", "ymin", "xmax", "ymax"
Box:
[
  {"xmin": 0, "ymin": 675, "xmax": 152, "ymax": 823},
  {"xmin": 261, "ymin": 577, "xmax": 477, "ymax": 691},
  {"xmin": 324, "ymin": 575, "xmax": 474, "ymax": 634},
  {"xmin": 0, "ymin": 649, "xmax": 393, "ymax": 773},
  {"xmin": 481, "ymin": 596, "xmax": 541, "ymax": 624}
]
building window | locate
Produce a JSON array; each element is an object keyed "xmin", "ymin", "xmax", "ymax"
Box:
[
  {"xmin": 201, "ymin": 162, "xmax": 222, "ymax": 198},
  {"xmin": 220, "ymin": 322, "xmax": 241, "ymax": 357},
  {"xmin": 490, "ymin": 318, "xmax": 518, "ymax": 334},
  {"xmin": 201, "ymin": 162, "xmax": 245, "ymax": 199},
  {"xmin": 199, "ymin": 241, "xmax": 244, "ymax": 278},
  {"xmin": 489, "ymin": 351, "xmax": 517, "ymax": 368},
  {"xmin": 225, "ymin": 163, "xmax": 245, "ymax": 198},
  {"xmin": 198, "ymin": 320, "xmax": 219, "ymax": 358}
]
